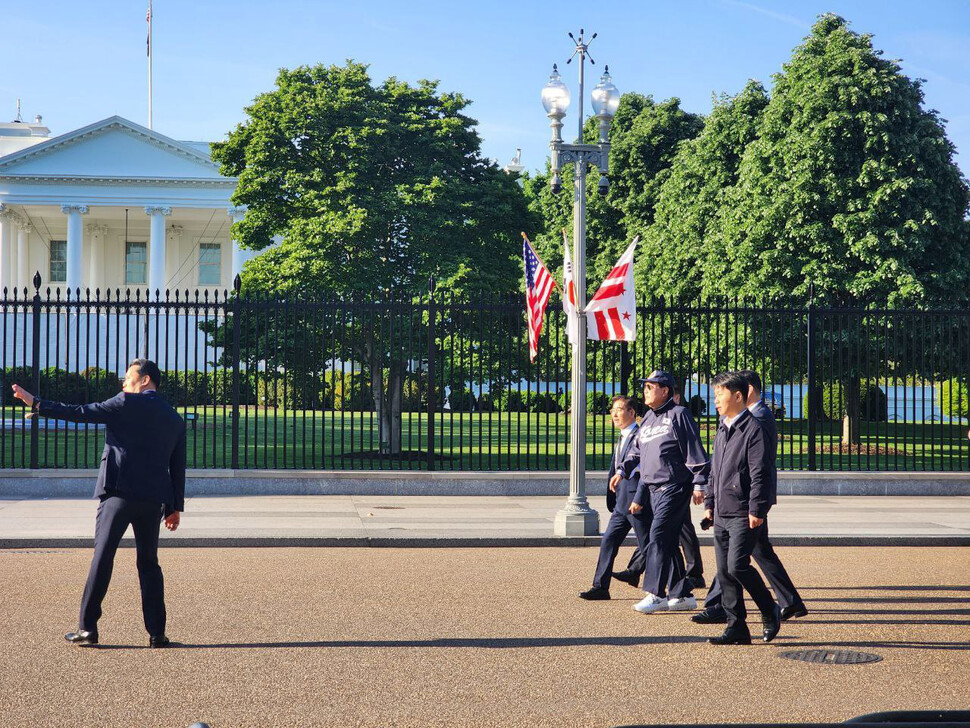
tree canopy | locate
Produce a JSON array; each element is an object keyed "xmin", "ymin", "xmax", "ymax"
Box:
[{"xmin": 213, "ymin": 61, "xmax": 533, "ymax": 298}]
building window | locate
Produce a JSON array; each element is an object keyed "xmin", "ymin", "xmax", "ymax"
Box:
[
  {"xmin": 49, "ymin": 241, "xmax": 67, "ymax": 283},
  {"xmin": 198, "ymin": 243, "xmax": 221, "ymax": 285},
  {"xmin": 126, "ymin": 242, "xmax": 147, "ymax": 285}
]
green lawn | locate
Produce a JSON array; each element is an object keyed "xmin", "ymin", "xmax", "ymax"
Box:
[{"xmin": 2, "ymin": 407, "xmax": 966, "ymax": 471}]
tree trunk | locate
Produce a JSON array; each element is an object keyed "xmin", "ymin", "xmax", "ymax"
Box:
[
  {"xmin": 363, "ymin": 341, "xmax": 404, "ymax": 455},
  {"xmin": 841, "ymin": 376, "xmax": 861, "ymax": 446}
]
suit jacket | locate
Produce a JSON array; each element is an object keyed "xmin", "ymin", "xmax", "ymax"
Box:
[
  {"xmin": 703, "ymin": 409, "xmax": 772, "ymax": 519},
  {"xmin": 607, "ymin": 421, "xmax": 639, "ymax": 513},
  {"xmin": 748, "ymin": 400, "xmax": 778, "ymax": 506},
  {"xmin": 38, "ymin": 391, "xmax": 187, "ymax": 512}
]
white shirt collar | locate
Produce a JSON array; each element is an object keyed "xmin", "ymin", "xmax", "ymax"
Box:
[{"xmin": 620, "ymin": 421, "xmax": 637, "ymax": 437}]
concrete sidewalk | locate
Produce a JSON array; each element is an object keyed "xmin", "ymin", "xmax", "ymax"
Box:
[{"xmin": 2, "ymin": 494, "xmax": 969, "ymax": 547}]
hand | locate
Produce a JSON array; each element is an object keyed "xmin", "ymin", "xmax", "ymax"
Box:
[
  {"xmin": 11, "ymin": 384, "xmax": 34, "ymax": 408},
  {"xmin": 692, "ymin": 490, "xmax": 704, "ymax": 505},
  {"xmin": 629, "ymin": 502, "xmax": 643, "ymax": 514},
  {"xmin": 748, "ymin": 514, "xmax": 764, "ymax": 529},
  {"xmin": 609, "ymin": 473, "xmax": 622, "ymax": 492},
  {"xmin": 704, "ymin": 509, "xmax": 713, "ymax": 522},
  {"xmin": 164, "ymin": 511, "xmax": 181, "ymax": 531}
]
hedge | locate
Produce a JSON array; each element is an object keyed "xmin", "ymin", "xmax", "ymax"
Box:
[
  {"xmin": 802, "ymin": 382, "xmax": 888, "ymax": 421},
  {"xmin": 938, "ymin": 378, "xmax": 969, "ymax": 418}
]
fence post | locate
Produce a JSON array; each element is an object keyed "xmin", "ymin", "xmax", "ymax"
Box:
[
  {"xmin": 230, "ymin": 275, "xmax": 241, "ymax": 470},
  {"xmin": 807, "ymin": 282, "xmax": 817, "ymax": 471},
  {"xmin": 620, "ymin": 342, "xmax": 632, "ymax": 396},
  {"xmin": 29, "ymin": 272, "xmax": 41, "ymax": 470},
  {"xmin": 426, "ymin": 277, "xmax": 436, "ymax": 471}
]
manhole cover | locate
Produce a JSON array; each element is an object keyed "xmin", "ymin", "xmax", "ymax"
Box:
[
  {"xmin": 372, "ymin": 506, "xmax": 405, "ymax": 510},
  {"xmin": 781, "ymin": 649, "xmax": 882, "ymax": 665}
]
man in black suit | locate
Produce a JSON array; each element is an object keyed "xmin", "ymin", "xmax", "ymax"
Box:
[
  {"xmin": 12, "ymin": 358, "xmax": 186, "ymax": 648},
  {"xmin": 692, "ymin": 370, "xmax": 807, "ymax": 625},
  {"xmin": 579, "ymin": 395, "xmax": 644, "ymax": 600},
  {"xmin": 704, "ymin": 371, "xmax": 780, "ymax": 645}
]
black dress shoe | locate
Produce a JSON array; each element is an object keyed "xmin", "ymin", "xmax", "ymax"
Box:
[
  {"xmin": 691, "ymin": 607, "xmax": 727, "ymax": 624},
  {"xmin": 65, "ymin": 630, "xmax": 98, "ymax": 645},
  {"xmin": 689, "ymin": 575, "xmax": 706, "ymax": 590},
  {"xmin": 579, "ymin": 587, "xmax": 610, "ymax": 600},
  {"xmin": 781, "ymin": 603, "xmax": 809, "ymax": 621},
  {"xmin": 708, "ymin": 629, "xmax": 752, "ymax": 645},
  {"xmin": 762, "ymin": 604, "xmax": 781, "ymax": 643},
  {"xmin": 149, "ymin": 635, "xmax": 171, "ymax": 648},
  {"xmin": 611, "ymin": 570, "xmax": 640, "ymax": 587}
]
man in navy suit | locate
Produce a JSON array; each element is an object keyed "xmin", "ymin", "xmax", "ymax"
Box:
[
  {"xmin": 13, "ymin": 358, "xmax": 186, "ymax": 647},
  {"xmin": 579, "ymin": 395, "xmax": 644, "ymax": 600}
]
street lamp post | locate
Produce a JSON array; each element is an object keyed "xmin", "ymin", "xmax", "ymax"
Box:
[{"xmin": 543, "ymin": 30, "xmax": 620, "ymax": 537}]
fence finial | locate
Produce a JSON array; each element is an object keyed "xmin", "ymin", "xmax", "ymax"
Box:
[
  {"xmin": 32, "ymin": 271, "xmax": 41, "ymax": 290},
  {"xmin": 428, "ymin": 275, "xmax": 436, "ymax": 295},
  {"xmin": 233, "ymin": 274, "xmax": 242, "ymax": 293}
]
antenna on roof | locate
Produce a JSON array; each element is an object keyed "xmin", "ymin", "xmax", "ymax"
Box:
[{"xmin": 15, "ymin": 98, "xmax": 22, "ymax": 122}]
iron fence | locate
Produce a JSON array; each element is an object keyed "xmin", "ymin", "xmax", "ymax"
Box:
[{"xmin": 1, "ymin": 275, "xmax": 968, "ymax": 472}]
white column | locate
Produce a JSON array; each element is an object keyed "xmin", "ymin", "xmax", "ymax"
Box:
[
  {"xmin": 145, "ymin": 205, "xmax": 171, "ymax": 296},
  {"xmin": 86, "ymin": 224, "xmax": 108, "ymax": 293},
  {"xmin": 228, "ymin": 205, "xmax": 246, "ymax": 282},
  {"xmin": 0, "ymin": 205, "xmax": 12, "ymax": 293},
  {"xmin": 61, "ymin": 204, "xmax": 88, "ymax": 295},
  {"xmin": 17, "ymin": 220, "xmax": 31, "ymax": 293},
  {"xmin": 166, "ymin": 224, "xmax": 183, "ymax": 290}
]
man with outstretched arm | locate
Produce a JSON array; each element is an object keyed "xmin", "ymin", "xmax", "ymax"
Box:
[{"xmin": 12, "ymin": 358, "xmax": 186, "ymax": 648}]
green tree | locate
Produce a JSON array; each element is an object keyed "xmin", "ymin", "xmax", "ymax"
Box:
[
  {"xmin": 706, "ymin": 15, "xmax": 970, "ymax": 442},
  {"xmin": 211, "ymin": 62, "xmax": 533, "ymax": 453}
]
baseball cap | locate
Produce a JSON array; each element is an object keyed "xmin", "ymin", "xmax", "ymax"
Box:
[{"xmin": 637, "ymin": 370, "xmax": 675, "ymax": 391}]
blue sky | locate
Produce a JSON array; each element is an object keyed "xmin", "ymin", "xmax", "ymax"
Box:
[{"xmin": 3, "ymin": 0, "xmax": 969, "ymax": 176}]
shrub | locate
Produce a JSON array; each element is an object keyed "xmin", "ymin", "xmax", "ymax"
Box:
[
  {"xmin": 492, "ymin": 389, "xmax": 525, "ymax": 412},
  {"xmin": 687, "ymin": 394, "xmax": 707, "ymax": 419},
  {"xmin": 587, "ymin": 391, "xmax": 610, "ymax": 415},
  {"xmin": 448, "ymin": 387, "xmax": 477, "ymax": 412},
  {"xmin": 401, "ymin": 373, "xmax": 427, "ymax": 412},
  {"xmin": 324, "ymin": 371, "xmax": 373, "ymax": 411},
  {"xmin": 803, "ymin": 382, "xmax": 888, "ymax": 421},
  {"xmin": 477, "ymin": 392, "xmax": 496, "ymax": 412},
  {"xmin": 42, "ymin": 367, "xmax": 87, "ymax": 403},
  {"xmin": 525, "ymin": 391, "xmax": 561, "ymax": 414},
  {"xmin": 162, "ymin": 370, "xmax": 211, "ymax": 407},
  {"xmin": 82, "ymin": 367, "xmax": 121, "ymax": 402},
  {"xmin": 938, "ymin": 377, "xmax": 969, "ymax": 419}
]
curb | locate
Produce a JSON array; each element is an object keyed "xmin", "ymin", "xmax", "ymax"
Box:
[{"xmin": 3, "ymin": 535, "xmax": 968, "ymax": 549}]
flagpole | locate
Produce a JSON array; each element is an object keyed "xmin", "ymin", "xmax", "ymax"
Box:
[{"xmin": 147, "ymin": 0, "xmax": 153, "ymax": 130}]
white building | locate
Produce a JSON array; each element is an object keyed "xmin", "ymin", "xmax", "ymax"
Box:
[{"xmin": 0, "ymin": 115, "xmax": 251, "ymax": 297}]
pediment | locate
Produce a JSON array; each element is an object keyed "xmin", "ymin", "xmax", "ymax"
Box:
[{"xmin": 0, "ymin": 116, "xmax": 229, "ymax": 182}]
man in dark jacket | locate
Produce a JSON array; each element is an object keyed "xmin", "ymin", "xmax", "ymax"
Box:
[
  {"xmin": 703, "ymin": 371, "xmax": 780, "ymax": 645},
  {"xmin": 579, "ymin": 395, "xmax": 643, "ymax": 600},
  {"xmin": 12, "ymin": 358, "xmax": 186, "ymax": 648},
  {"xmin": 692, "ymin": 370, "xmax": 806, "ymax": 624}
]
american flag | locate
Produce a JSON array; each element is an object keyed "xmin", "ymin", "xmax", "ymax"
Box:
[
  {"xmin": 586, "ymin": 237, "xmax": 638, "ymax": 341},
  {"xmin": 523, "ymin": 234, "xmax": 556, "ymax": 362}
]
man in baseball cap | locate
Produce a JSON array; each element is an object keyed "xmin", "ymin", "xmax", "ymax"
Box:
[{"xmin": 612, "ymin": 369, "xmax": 710, "ymax": 614}]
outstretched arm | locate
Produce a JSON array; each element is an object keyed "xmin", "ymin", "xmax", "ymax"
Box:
[{"xmin": 12, "ymin": 385, "xmax": 123, "ymax": 424}]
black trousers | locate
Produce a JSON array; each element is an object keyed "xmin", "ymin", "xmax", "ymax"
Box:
[
  {"xmin": 593, "ymin": 504, "xmax": 651, "ymax": 590},
  {"xmin": 642, "ymin": 482, "xmax": 692, "ymax": 599},
  {"xmin": 703, "ymin": 518, "xmax": 801, "ymax": 609},
  {"xmin": 713, "ymin": 517, "xmax": 776, "ymax": 633},
  {"xmin": 79, "ymin": 496, "xmax": 167, "ymax": 637},
  {"xmin": 626, "ymin": 515, "xmax": 703, "ymax": 580}
]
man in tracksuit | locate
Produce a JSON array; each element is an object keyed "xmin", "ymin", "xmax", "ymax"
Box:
[
  {"xmin": 692, "ymin": 370, "xmax": 807, "ymax": 625},
  {"xmin": 704, "ymin": 371, "xmax": 781, "ymax": 645},
  {"xmin": 611, "ymin": 370, "xmax": 709, "ymax": 614}
]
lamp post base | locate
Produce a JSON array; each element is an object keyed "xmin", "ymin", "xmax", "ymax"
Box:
[{"xmin": 553, "ymin": 506, "xmax": 600, "ymax": 537}]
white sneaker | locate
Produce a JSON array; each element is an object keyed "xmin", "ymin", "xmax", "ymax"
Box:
[
  {"xmin": 667, "ymin": 596, "xmax": 698, "ymax": 611},
  {"xmin": 633, "ymin": 593, "xmax": 669, "ymax": 613}
]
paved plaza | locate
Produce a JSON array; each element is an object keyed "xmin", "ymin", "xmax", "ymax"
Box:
[{"xmin": 0, "ymin": 545, "xmax": 967, "ymax": 727}]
